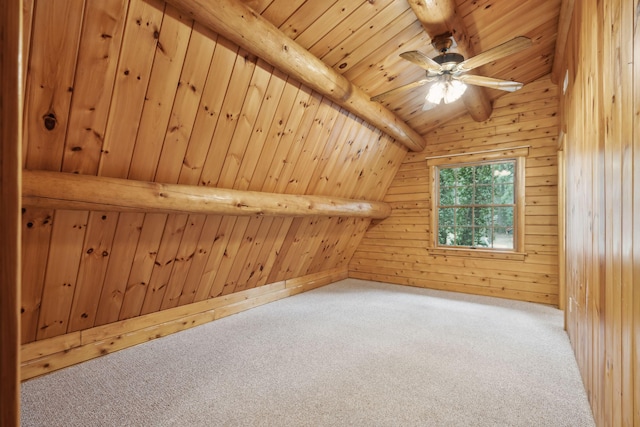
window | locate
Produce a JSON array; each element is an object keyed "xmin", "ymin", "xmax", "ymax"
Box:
[
  {"xmin": 426, "ymin": 146, "xmax": 528, "ymax": 255},
  {"xmin": 436, "ymin": 160, "xmax": 516, "ymax": 250}
]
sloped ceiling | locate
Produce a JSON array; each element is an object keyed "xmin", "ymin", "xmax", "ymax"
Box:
[{"xmin": 20, "ymin": 0, "xmax": 562, "ymax": 344}]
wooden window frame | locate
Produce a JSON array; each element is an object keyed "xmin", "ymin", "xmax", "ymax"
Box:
[{"xmin": 426, "ymin": 147, "xmax": 528, "ymax": 260}]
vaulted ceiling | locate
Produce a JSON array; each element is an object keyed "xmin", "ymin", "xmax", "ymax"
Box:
[
  {"xmin": 19, "ymin": 0, "xmax": 564, "ymax": 346},
  {"xmin": 238, "ymin": 0, "xmax": 562, "ymax": 135}
]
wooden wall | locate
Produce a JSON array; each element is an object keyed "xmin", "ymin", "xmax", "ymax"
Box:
[
  {"xmin": 1, "ymin": 0, "xmax": 22, "ymax": 424},
  {"xmin": 20, "ymin": 0, "xmax": 407, "ymax": 356},
  {"xmin": 559, "ymin": 1, "xmax": 639, "ymax": 425},
  {"xmin": 350, "ymin": 76, "xmax": 560, "ymax": 305}
]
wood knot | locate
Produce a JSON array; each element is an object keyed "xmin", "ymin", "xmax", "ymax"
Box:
[{"xmin": 43, "ymin": 113, "xmax": 57, "ymax": 130}]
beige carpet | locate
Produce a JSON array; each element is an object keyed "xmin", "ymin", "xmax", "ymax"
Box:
[{"xmin": 21, "ymin": 278, "xmax": 594, "ymax": 426}]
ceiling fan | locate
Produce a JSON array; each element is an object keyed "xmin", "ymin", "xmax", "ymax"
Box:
[{"xmin": 370, "ymin": 34, "xmax": 532, "ymax": 111}]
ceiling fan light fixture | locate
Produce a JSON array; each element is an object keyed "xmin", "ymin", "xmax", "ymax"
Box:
[{"xmin": 425, "ymin": 79, "xmax": 467, "ymax": 105}]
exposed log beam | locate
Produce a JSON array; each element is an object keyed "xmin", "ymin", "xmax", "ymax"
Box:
[
  {"xmin": 164, "ymin": 0, "xmax": 426, "ymax": 152},
  {"xmin": 407, "ymin": 0, "xmax": 493, "ymax": 122},
  {"xmin": 22, "ymin": 171, "xmax": 392, "ymax": 219},
  {"xmin": 550, "ymin": 0, "xmax": 575, "ymax": 83}
]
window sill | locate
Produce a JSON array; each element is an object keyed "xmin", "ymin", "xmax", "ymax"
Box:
[{"xmin": 428, "ymin": 247, "xmax": 527, "ymax": 261}]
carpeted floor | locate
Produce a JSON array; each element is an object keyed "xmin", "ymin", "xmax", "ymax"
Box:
[{"xmin": 21, "ymin": 279, "xmax": 595, "ymax": 426}]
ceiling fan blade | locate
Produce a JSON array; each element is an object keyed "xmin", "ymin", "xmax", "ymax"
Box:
[
  {"xmin": 454, "ymin": 36, "xmax": 532, "ymax": 73},
  {"xmin": 399, "ymin": 51, "xmax": 442, "ymax": 72},
  {"xmin": 456, "ymin": 74, "xmax": 524, "ymax": 92},
  {"xmin": 370, "ymin": 78, "xmax": 433, "ymax": 102}
]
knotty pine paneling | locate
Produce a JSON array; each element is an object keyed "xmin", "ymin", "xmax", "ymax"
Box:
[
  {"xmin": 558, "ymin": 1, "xmax": 638, "ymax": 426},
  {"xmin": 351, "ymin": 76, "xmax": 560, "ymax": 305},
  {"xmin": 20, "ymin": 0, "xmax": 407, "ymax": 345}
]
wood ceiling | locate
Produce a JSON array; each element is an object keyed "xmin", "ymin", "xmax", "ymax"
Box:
[
  {"xmin": 238, "ymin": 0, "xmax": 561, "ymax": 135},
  {"xmin": 20, "ymin": 0, "xmax": 563, "ymax": 347}
]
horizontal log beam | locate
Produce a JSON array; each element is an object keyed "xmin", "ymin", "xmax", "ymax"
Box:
[
  {"xmin": 164, "ymin": 0, "xmax": 426, "ymax": 152},
  {"xmin": 22, "ymin": 171, "xmax": 391, "ymax": 219}
]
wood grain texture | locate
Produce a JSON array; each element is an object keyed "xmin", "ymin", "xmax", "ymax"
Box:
[
  {"xmin": 1, "ymin": 0, "xmax": 22, "ymax": 423},
  {"xmin": 166, "ymin": 0, "xmax": 426, "ymax": 151},
  {"xmin": 23, "ymin": 170, "xmax": 392, "ymax": 219},
  {"xmin": 21, "ymin": 267, "xmax": 347, "ymax": 380},
  {"xmin": 351, "ymin": 76, "xmax": 559, "ymax": 305},
  {"xmin": 558, "ymin": 1, "xmax": 638, "ymax": 425}
]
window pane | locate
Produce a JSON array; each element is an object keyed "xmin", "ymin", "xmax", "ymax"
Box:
[
  {"xmin": 436, "ymin": 161, "xmax": 518, "ymax": 250},
  {"xmin": 439, "ymin": 227, "xmax": 455, "ymax": 245},
  {"xmin": 494, "ymin": 207, "xmax": 513, "ymax": 227},
  {"xmin": 474, "ymin": 227, "xmax": 492, "ymax": 247},
  {"xmin": 440, "ymin": 186, "xmax": 455, "ymax": 205},
  {"xmin": 439, "ymin": 168, "xmax": 456, "ymax": 186},
  {"xmin": 457, "ymin": 185, "xmax": 474, "ymax": 205},
  {"xmin": 457, "ymin": 167, "xmax": 474, "ymax": 185},
  {"xmin": 455, "ymin": 207, "xmax": 472, "ymax": 226},
  {"xmin": 494, "ymin": 184, "xmax": 514, "ymax": 204},
  {"xmin": 494, "ymin": 227, "xmax": 513, "ymax": 249},
  {"xmin": 473, "ymin": 207, "xmax": 492, "ymax": 226},
  {"xmin": 493, "ymin": 162, "xmax": 515, "ymax": 183},
  {"xmin": 455, "ymin": 227, "xmax": 473, "ymax": 246},
  {"xmin": 475, "ymin": 185, "xmax": 492, "ymax": 204},
  {"xmin": 439, "ymin": 208, "xmax": 455, "ymax": 226},
  {"xmin": 475, "ymin": 164, "xmax": 492, "ymax": 184}
]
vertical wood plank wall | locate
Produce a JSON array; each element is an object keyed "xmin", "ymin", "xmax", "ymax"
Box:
[
  {"xmin": 20, "ymin": 0, "xmax": 408, "ymax": 363},
  {"xmin": 1, "ymin": 0, "xmax": 22, "ymax": 425},
  {"xmin": 558, "ymin": 1, "xmax": 638, "ymax": 425},
  {"xmin": 351, "ymin": 76, "xmax": 560, "ymax": 305}
]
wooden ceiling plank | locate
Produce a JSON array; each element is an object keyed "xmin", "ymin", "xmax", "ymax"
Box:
[
  {"xmin": 139, "ymin": 213, "xmax": 189, "ymax": 315},
  {"xmin": 282, "ymin": 99, "xmax": 341, "ymax": 195},
  {"xmin": 219, "ymin": 216, "xmax": 264, "ymax": 295},
  {"xmin": 93, "ymin": 212, "xmax": 145, "ymax": 326},
  {"xmin": 193, "ymin": 216, "xmax": 236, "ymax": 301},
  {"xmin": 177, "ymin": 37, "xmax": 238, "ymax": 186},
  {"xmin": 35, "ymin": 210, "xmax": 88, "ymax": 341},
  {"xmin": 260, "ymin": 0, "xmax": 305, "ymax": 28},
  {"xmin": 207, "ymin": 216, "xmax": 251, "ymax": 297},
  {"xmin": 216, "ymin": 58, "xmax": 275, "ymax": 189},
  {"xmin": 159, "ymin": 214, "xmax": 208, "ymax": 310},
  {"xmin": 234, "ymin": 68, "xmax": 289, "ymax": 190},
  {"xmin": 66, "ymin": 211, "xmax": 119, "ymax": 332},
  {"xmin": 128, "ymin": 5, "xmax": 193, "ymax": 182},
  {"xmin": 165, "ymin": 0, "xmax": 426, "ymax": 151},
  {"xmin": 304, "ymin": 108, "xmax": 351, "ymax": 195},
  {"xmin": 551, "ymin": 0, "xmax": 575, "ymax": 84},
  {"xmin": 98, "ymin": 0, "xmax": 166, "ymax": 179},
  {"xmin": 262, "ymin": 90, "xmax": 321, "ymax": 193},
  {"xmin": 115, "ymin": 213, "xmax": 165, "ymax": 321},
  {"xmin": 278, "ymin": 0, "xmax": 339, "ymax": 40},
  {"xmin": 23, "ymin": 0, "xmax": 85, "ymax": 172},
  {"xmin": 62, "ymin": 0, "xmax": 129, "ymax": 176},
  {"xmin": 154, "ymin": 22, "xmax": 218, "ymax": 184},
  {"xmin": 307, "ymin": 0, "xmax": 396, "ymax": 59},
  {"xmin": 198, "ymin": 48, "xmax": 258, "ymax": 187},
  {"xmin": 329, "ymin": 9, "xmax": 421, "ymax": 73},
  {"xmin": 246, "ymin": 77, "xmax": 304, "ymax": 191},
  {"xmin": 272, "ymin": 93, "xmax": 324, "ymax": 194},
  {"xmin": 177, "ymin": 215, "xmax": 224, "ymax": 306},
  {"xmin": 345, "ymin": 24, "xmax": 430, "ymax": 90},
  {"xmin": 250, "ymin": 217, "xmax": 294, "ymax": 288},
  {"xmin": 232, "ymin": 216, "xmax": 274, "ymax": 292},
  {"xmin": 294, "ymin": 0, "xmax": 363, "ymax": 49},
  {"xmin": 407, "ymin": 0, "xmax": 492, "ymax": 122}
]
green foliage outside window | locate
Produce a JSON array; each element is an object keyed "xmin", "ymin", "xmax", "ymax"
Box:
[{"xmin": 437, "ymin": 160, "xmax": 516, "ymax": 250}]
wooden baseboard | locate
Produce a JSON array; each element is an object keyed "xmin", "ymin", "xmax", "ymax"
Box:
[{"xmin": 21, "ymin": 267, "xmax": 347, "ymax": 380}]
